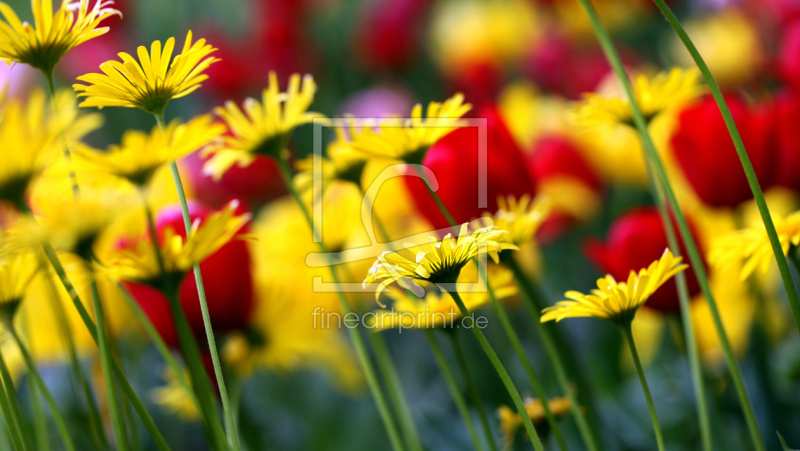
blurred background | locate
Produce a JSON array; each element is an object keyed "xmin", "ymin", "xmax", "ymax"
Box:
[{"xmin": 4, "ymin": 0, "xmax": 800, "ymax": 450}]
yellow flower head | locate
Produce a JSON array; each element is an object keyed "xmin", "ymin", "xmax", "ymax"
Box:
[
  {"xmin": 350, "ymin": 93, "xmax": 471, "ymax": 164},
  {"xmin": 0, "ymin": 249, "xmax": 40, "ymax": 324},
  {"xmin": 294, "ymin": 117, "xmax": 370, "ymax": 192},
  {"xmin": 708, "ymin": 210, "xmax": 800, "ymax": 281},
  {"xmin": 0, "ymin": 0, "xmax": 121, "ymax": 72},
  {"xmin": 571, "ymin": 68, "xmax": 703, "ymax": 129},
  {"xmin": 363, "ymin": 223, "xmax": 518, "ymax": 303},
  {"xmin": 11, "ymin": 188, "xmax": 129, "ymax": 261},
  {"xmin": 0, "ymin": 88, "xmax": 100, "ymax": 207},
  {"xmin": 110, "ymin": 201, "xmax": 250, "ymax": 286},
  {"xmin": 150, "ymin": 368, "xmax": 198, "ymax": 421},
  {"xmin": 73, "ymin": 30, "xmax": 218, "ymax": 113},
  {"xmin": 541, "ymin": 249, "xmax": 687, "ymax": 325},
  {"xmin": 202, "ymin": 72, "xmax": 325, "ymax": 179},
  {"xmin": 481, "ymin": 194, "xmax": 551, "ymax": 247},
  {"xmin": 368, "ymin": 266, "xmax": 517, "ymax": 330},
  {"xmin": 497, "ymin": 397, "xmax": 572, "ymax": 448},
  {"xmin": 73, "ymin": 114, "xmax": 224, "ymax": 188}
]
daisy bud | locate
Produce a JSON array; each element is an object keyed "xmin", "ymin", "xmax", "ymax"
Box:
[{"xmin": 583, "ymin": 207, "xmax": 705, "ymax": 313}]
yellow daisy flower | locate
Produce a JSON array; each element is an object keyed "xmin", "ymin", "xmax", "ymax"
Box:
[
  {"xmin": 73, "ymin": 114, "xmax": 224, "ymax": 188},
  {"xmin": 363, "ymin": 223, "xmax": 518, "ymax": 303},
  {"xmin": 0, "ymin": 0, "xmax": 121, "ymax": 72},
  {"xmin": 481, "ymin": 194, "xmax": 551, "ymax": 247},
  {"xmin": 368, "ymin": 266, "xmax": 517, "ymax": 330},
  {"xmin": 10, "ymin": 188, "xmax": 130, "ymax": 262},
  {"xmin": 0, "ymin": 250, "xmax": 41, "ymax": 324},
  {"xmin": 541, "ymin": 249, "xmax": 687, "ymax": 325},
  {"xmin": 0, "ymin": 88, "xmax": 100, "ymax": 208},
  {"xmin": 202, "ymin": 72, "xmax": 325, "ymax": 179},
  {"xmin": 110, "ymin": 201, "xmax": 250, "ymax": 286},
  {"xmin": 294, "ymin": 117, "xmax": 370, "ymax": 192},
  {"xmin": 571, "ymin": 68, "xmax": 703, "ymax": 129},
  {"xmin": 708, "ymin": 210, "xmax": 800, "ymax": 281},
  {"xmin": 350, "ymin": 93, "xmax": 471, "ymax": 164},
  {"xmin": 73, "ymin": 30, "xmax": 219, "ymax": 113},
  {"xmin": 498, "ymin": 397, "xmax": 572, "ymax": 448}
]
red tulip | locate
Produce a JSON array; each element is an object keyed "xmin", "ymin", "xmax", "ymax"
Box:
[
  {"xmin": 526, "ymin": 135, "xmax": 602, "ymax": 242},
  {"xmin": 671, "ymin": 95, "xmax": 776, "ymax": 208},
  {"xmin": 182, "ymin": 151, "xmax": 286, "ymax": 211},
  {"xmin": 446, "ymin": 59, "xmax": 503, "ymax": 109},
  {"xmin": 773, "ymin": 91, "xmax": 800, "ymax": 191},
  {"xmin": 355, "ymin": 0, "xmax": 429, "ymax": 70},
  {"xmin": 527, "ymin": 135, "xmax": 601, "ymax": 192},
  {"xmin": 584, "ymin": 207, "xmax": 704, "ymax": 313},
  {"xmin": 779, "ymin": 20, "xmax": 800, "ymax": 90},
  {"xmin": 522, "ymin": 35, "xmax": 639, "ymax": 99},
  {"xmin": 124, "ymin": 202, "xmax": 254, "ymax": 348},
  {"xmin": 405, "ymin": 105, "xmax": 535, "ymax": 231}
]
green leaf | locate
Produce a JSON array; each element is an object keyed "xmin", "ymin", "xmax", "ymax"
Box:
[{"xmin": 778, "ymin": 432, "xmax": 799, "ymax": 451}]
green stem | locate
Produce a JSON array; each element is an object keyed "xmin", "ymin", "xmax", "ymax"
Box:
[
  {"xmin": 89, "ymin": 275, "xmax": 129, "ymax": 451},
  {"xmin": 476, "ymin": 265, "xmax": 568, "ymax": 451},
  {"xmin": 650, "ymin": 0, "xmax": 800, "ymax": 338},
  {"xmin": 161, "ymin": 285, "xmax": 228, "ymax": 451},
  {"xmin": 366, "ymin": 332, "xmax": 424, "ymax": 451},
  {"xmin": 447, "ymin": 290, "xmax": 546, "ymax": 451},
  {"xmin": 644, "ymin": 161, "xmax": 713, "ymax": 451},
  {"xmin": 0, "ymin": 352, "xmax": 30, "ymax": 451},
  {"xmin": 411, "ymin": 165, "xmax": 458, "ymax": 234},
  {"xmin": 9, "ymin": 329, "xmax": 76, "ymax": 451},
  {"xmin": 505, "ymin": 258, "xmax": 602, "ymax": 451},
  {"xmin": 43, "ymin": 70, "xmax": 108, "ymax": 451},
  {"xmin": 409, "ymin": 159, "xmax": 545, "ymax": 450},
  {"xmin": 448, "ymin": 331, "xmax": 499, "ymax": 451},
  {"xmin": 422, "ymin": 329, "xmax": 486, "ymax": 451},
  {"xmin": 115, "ymin": 283, "xmax": 199, "ymax": 412},
  {"xmin": 39, "ymin": 244, "xmax": 172, "ymax": 451},
  {"xmin": 43, "ymin": 70, "xmax": 80, "ymax": 198},
  {"xmin": 42, "ymin": 275, "xmax": 108, "ymax": 450},
  {"xmin": 358, "ymin": 188, "xmax": 424, "ymax": 451},
  {"xmin": 276, "ymin": 156, "xmax": 405, "ymax": 451},
  {"xmin": 26, "ymin": 346, "xmax": 50, "ymax": 451},
  {"xmin": 153, "ymin": 109, "xmax": 240, "ymax": 451},
  {"xmin": 573, "ymin": 1, "xmax": 766, "ymax": 449},
  {"xmin": 620, "ymin": 324, "xmax": 666, "ymax": 451}
]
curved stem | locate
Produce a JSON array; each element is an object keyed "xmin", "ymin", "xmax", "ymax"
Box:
[
  {"xmin": 0, "ymin": 351, "xmax": 31, "ymax": 451},
  {"xmin": 573, "ymin": 1, "xmax": 766, "ymax": 449},
  {"xmin": 43, "ymin": 70, "xmax": 80, "ymax": 197},
  {"xmin": 477, "ymin": 265, "xmax": 568, "ymax": 451},
  {"xmin": 367, "ymin": 332, "xmax": 424, "ymax": 451},
  {"xmin": 505, "ymin": 258, "xmax": 602, "ymax": 451},
  {"xmin": 39, "ymin": 243, "xmax": 172, "ymax": 451},
  {"xmin": 9, "ymin": 328, "xmax": 76, "ymax": 451},
  {"xmin": 620, "ymin": 324, "xmax": 666, "ymax": 451},
  {"xmin": 154, "ymin": 110, "xmax": 240, "ymax": 451},
  {"xmin": 276, "ymin": 157, "xmax": 405, "ymax": 451},
  {"xmin": 115, "ymin": 282, "xmax": 199, "ymax": 412},
  {"xmin": 447, "ymin": 290, "xmax": 546, "ymax": 451},
  {"xmin": 449, "ymin": 331, "xmax": 499, "ymax": 451},
  {"xmin": 644, "ymin": 161, "xmax": 713, "ymax": 451},
  {"xmin": 422, "ymin": 329, "xmax": 486, "ymax": 451},
  {"xmin": 409, "ymin": 161, "xmax": 545, "ymax": 450},
  {"xmin": 650, "ymin": 0, "xmax": 800, "ymax": 337},
  {"xmin": 161, "ymin": 285, "xmax": 229, "ymax": 451},
  {"xmin": 89, "ymin": 274, "xmax": 128, "ymax": 451},
  {"xmin": 42, "ymin": 274, "xmax": 108, "ymax": 451}
]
